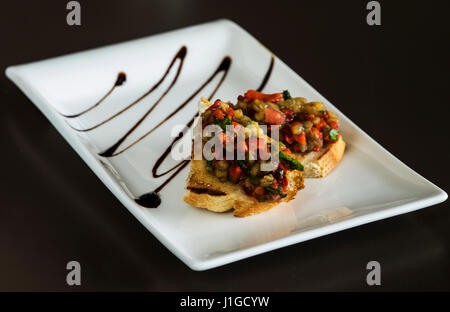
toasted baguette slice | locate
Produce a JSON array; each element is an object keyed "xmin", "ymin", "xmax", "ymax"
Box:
[
  {"xmin": 290, "ymin": 135, "xmax": 345, "ymax": 178},
  {"xmin": 183, "ymin": 158, "xmax": 304, "ymax": 217}
]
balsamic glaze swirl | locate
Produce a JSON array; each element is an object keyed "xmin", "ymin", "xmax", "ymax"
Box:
[{"xmin": 60, "ymin": 46, "xmax": 275, "ymax": 208}]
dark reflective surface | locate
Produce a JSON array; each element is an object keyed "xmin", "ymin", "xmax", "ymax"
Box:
[{"xmin": 0, "ymin": 0, "xmax": 449, "ymax": 291}]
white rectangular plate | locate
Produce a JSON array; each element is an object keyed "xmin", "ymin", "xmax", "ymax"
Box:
[{"xmin": 6, "ymin": 20, "xmax": 447, "ymax": 270}]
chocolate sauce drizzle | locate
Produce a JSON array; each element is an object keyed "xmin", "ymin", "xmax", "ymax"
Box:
[{"xmin": 61, "ymin": 47, "xmax": 275, "ymax": 208}]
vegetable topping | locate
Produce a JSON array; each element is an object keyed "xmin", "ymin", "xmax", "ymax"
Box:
[
  {"xmin": 236, "ymin": 90, "xmax": 341, "ymax": 153},
  {"xmin": 201, "ymin": 98, "xmax": 304, "ymax": 202}
]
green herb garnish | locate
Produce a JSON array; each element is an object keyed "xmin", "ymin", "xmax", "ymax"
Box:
[
  {"xmin": 279, "ymin": 151, "xmax": 304, "ymax": 171},
  {"xmin": 329, "ymin": 129, "xmax": 339, "ymax": 141},
  {"xmin": 215, "ymin": 116, "xmax": 232, "ymax": 130},
  {"xmin": 265, "ymin": 187, "xmax": 281, "ymax": 195},
  {"xmin": 281, "ymin": 193, "xmax": 287, "ymax": 198},
  {"xmin": 258, "ymin": 197, "xmax": 269, "ymax": 202},
  {"xmin": 283, "ymin": 90, "xmax": 292, "ymax": 100}
]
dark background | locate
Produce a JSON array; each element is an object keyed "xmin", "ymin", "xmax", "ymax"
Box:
[{"xmin": 1, "ymin": 0, "xmax": 449, "ymax": 291}]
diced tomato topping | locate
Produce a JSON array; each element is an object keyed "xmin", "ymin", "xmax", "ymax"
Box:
[
  {"xmin": 282, "ymin": 175, "xmax": 288, "ymax": 192},
  {"xmin": 284, "ymin": 133, "xmax": 293, "ymax": 144},
  {"xmin": 244, "ymin": 89, "xmax": 283, "ymax": 103},
  {"xmin": 232, "ymin": 121, "xmax": 241, "ymax": 128},
  {"xmin": 270, "ymin": 179, "xmax": 279, "ymax": 189},
  {"xmin": 213, "ymin": 109, "xmax": 224, "ymax": 120},
  {"xmin": 307, "ymin": 114, "xmax": 315, "ymax": 120},
  {"xmin": 254, "ymin": 186, "xmax": 265, "ymax": 196},
  {"xmin": 212, "ymin": 99, "xmax": 221, "ymax": 108},
  {"xmin": 265, "ymin": 107, "xmax": 286, "ymax": 125},
  {"xmin": 283, "ymin": 148, "xmax": 292, "ymax": 155},
  {"xmin": 290, "ymin": 120, "xmax": 303, "ymax": 127},
  {"xmin": 329, "ymin": 120, "xmax": 339, "ymax": 129},
  {"xmin": 290, "ymin": 121, "xmax": 303, "ymax": 135},
  {"xmin": 226, "ymin": 107, "xmax": 234, "ymax": 119},
  {"xmin": 313, "ymin": 146, "xmax": 320, "ymax": 152},
  {"xmin": 273, "ymin": 194, "xmax": 281, "ymax": 201},
  {"xmin": 294, "ymin": 133, "xmax": 307, "ymax": 145},
  {"xmin": 316, "ymin": 118, "xmax": 327, "ymax": 129},
  {"xmin": 311, "ymin": 127, "xmax": 323, "ymax": 140},
  {"xmin": 229, "ymin": 165, "xmax": 243, "ymax": 179},
  {"xmin": 282, "ymin": 109, "xmax": 294, "ymax": 122}
]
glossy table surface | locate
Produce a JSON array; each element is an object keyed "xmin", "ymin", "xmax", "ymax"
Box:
[{"xmin": 1, "ymin": 0, "xmax": 449, "ymax": 291}]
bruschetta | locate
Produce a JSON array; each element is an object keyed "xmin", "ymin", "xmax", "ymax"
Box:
[
  {"xmin": 235, "ymin": 90, "xmax": 346, "ymax": 178},
  {"xmin": 183, "ymin": 98, "xmax": 305, "ymax": 217}
]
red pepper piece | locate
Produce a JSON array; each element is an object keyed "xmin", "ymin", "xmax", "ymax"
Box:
[
  {"xmin": 229, "ymin": 165, "xmax": 243, "ymax": 179},
  {"xmin": 244, "ymin": 89, "xmax": 283, "ymax": 103},
  {"xmin": 265, "ymin": 107, "xmax": 286, "ymax": 125},
  {"xmin": 213, "ymin": 109, "xmax": 224, "ymax": 120}
]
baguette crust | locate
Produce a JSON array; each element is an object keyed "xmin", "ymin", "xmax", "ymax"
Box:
[
  {"xmin": 291, "ymin": 136, "xmax": 346, "ymax": 178},
  {"xmin": 183, "ymin": 159, "xmax": 304, "ymax": 217}
]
